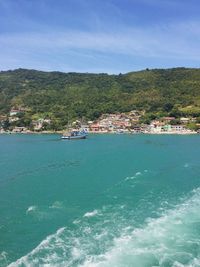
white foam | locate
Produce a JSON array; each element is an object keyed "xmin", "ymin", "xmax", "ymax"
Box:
[
  {"xmin": 71, "ymin": 247, "xmax": 83, "ymax": 260},
  {"xmin": 0, "ymin": 251, "xmax": 8, "ymax": 266},
  {"xmin": 8, "ymin": 227, "xmax": 68, "ymax": 267},
  {"xmin": 49, "ymin": 201, "xmax": 64, "ymax": 209},
  {"xmin": 73, "ymin": 219, "xmax": 81, "ymax": 224},
  {"xmin": 26, "ymin": 203, "xmax": 64, "ymax": 221},
  {"xmin": 124, "ymin": 170, "xmax": 144, "ymax": 181},
  {"xmin": 26, "ymin": 205, "xmax": 37, "ymax": 214},
  {"xmin": 56, "ymin": 227, "xmax": 65, "ymax": 235},
  {"xmin": 83, "ymin": 210, "xmax": 99, "ymax": 218},
  {"xmin": 83, "ymin": 226, "xmax": 92, "ymax": 234},
  {"xmin": 79, "ymin": 188, "xmax": 200, "ymax": 267},
  {"xmin": 125, "ymin": 176, "xmax": 136, "ymax": 181},
  {"xmin": 9, "ymin": 188, "xmax": 200, "ymax": 267}
]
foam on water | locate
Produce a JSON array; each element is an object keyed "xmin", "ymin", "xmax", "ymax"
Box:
[
  {"xmin": 9, "ymin": 187, "xmax": 200, "ymax": 267},
  {"xmin": 80, "ymin": 188, "xmax": 200, "ymax": 267},
  {"xmin": 124, "ymin": 170, "xmax": 144, "ymax": 181},
  {"xmin": 49, "ymin": 201, "xmax": 64, "ymax": 210},
  {"xmin": 26, "ymin": 206, "xmax": 37, "ymax": 214},
  {"xmin": 26, "ymin": 205, "xmax": 51, "ymax": 221},
  {"xmin": 26, "ymin": 202, "xmax": 66, "ymax": 221},
  {"xmin": 0, "ymin": 251, "xmax": 9, "ymax": 266},
  {"xmin": 8, "ymin": 203, "xmax": 131, "ymax": 267},
  {"xmin": 83, "ymin": 210, "xmax": 99, "ymax": 218}
]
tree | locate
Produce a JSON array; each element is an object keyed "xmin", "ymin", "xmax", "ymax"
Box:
[
  {"xmin": 186, "ymin": 123, "xmax": 198, "ymax": 131},
  {"xmin": 2, "ymin": 119, "xmax": 10, "ymax": 130},
  {"xmin": 163, "ymin": 103, "xmax": 173, "ymax": 112}
]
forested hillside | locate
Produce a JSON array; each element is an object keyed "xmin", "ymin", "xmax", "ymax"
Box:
[{"xmin": 0, "ymin": 67, "xmax": 200, "ymax": 129}]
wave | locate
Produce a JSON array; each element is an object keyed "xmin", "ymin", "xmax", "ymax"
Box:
[
  {"xmin": 9, "ymin": 188, "xmax": 200, "ymax": 267},
  {"xmin": 80, "ymin": 188, "xmax": 200, "ymax": 267},
  {"xmin": 0, "ymin": 251, "xmax": 9, "ymax": 267}
]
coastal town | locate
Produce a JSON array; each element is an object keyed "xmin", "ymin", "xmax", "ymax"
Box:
[{"xmin": 0, "ymin": 108, "xmax": 199, "ymax": 135}]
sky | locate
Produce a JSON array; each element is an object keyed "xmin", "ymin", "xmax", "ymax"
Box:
[{"xmin": 0, "ymin": 0, "xmax": 200, "ymax": 73}]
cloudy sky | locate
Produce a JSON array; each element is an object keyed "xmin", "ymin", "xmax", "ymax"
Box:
[{"xmin": 0, "ymin": 0, "xmax": 200, "ymax": 73}]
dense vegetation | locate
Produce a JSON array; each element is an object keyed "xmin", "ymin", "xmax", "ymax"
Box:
[{"xmin": 0, "ymin": 67, "xmax": 200, "ymax": 129}]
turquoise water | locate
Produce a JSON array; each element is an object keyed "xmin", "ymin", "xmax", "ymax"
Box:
[{"xmin": 0, "ymin": 134, "xmax": 200, "ymax": 267}]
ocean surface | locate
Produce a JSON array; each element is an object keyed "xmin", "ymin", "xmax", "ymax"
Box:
[{"xmin": 0, "ymin": 134, "xmax": 200, "ymax": 267}]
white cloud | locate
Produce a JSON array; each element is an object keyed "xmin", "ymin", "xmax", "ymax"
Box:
[{"xmin": 0, "ymin": 19, "xmax": 200, "ymax": 72}]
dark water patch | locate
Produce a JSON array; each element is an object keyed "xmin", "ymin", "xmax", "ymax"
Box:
[
  {"xmin": 0, "ymin": 159, "xmax": 80, "ymax": 186},
  {"xmin": 144, "ymin": 139, "xmax": 168, "ymax": 147}
]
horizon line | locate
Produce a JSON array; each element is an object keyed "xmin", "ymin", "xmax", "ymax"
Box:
[{"xmin": 0, "ymin": 66, "xmax": 198, "ymax": 75}]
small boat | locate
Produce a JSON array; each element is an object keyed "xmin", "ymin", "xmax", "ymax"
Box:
[
  {"xmin": 61, "ymin": 130, "xmax": 87, "ymax": 140},
  {"xmin": 116, "ymin": 129, "xmax": 124, "ymax": 134}
]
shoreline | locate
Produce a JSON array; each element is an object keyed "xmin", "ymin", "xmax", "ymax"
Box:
[{"xmin": 0, "ymin": 130, "xmax": 198, "ymax": 135}]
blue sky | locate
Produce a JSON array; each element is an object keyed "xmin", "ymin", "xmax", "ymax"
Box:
[{"xmin": 0, "ymin": 0, "xmax": 200, "ymax": 73}]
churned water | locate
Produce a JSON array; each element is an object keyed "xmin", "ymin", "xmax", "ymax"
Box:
[{"xmin": 0, "ymin": 134, "xmax": 200, "ymax": 267}]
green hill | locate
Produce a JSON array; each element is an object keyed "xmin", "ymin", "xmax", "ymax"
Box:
[{"xmin": 0, "ymin": 67, "xmax": 200, "ymax": 129}]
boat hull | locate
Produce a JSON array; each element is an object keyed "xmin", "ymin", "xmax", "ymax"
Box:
[{"xmin": 61, "ymin": 134, "xmax": 86, "ymax": 140}]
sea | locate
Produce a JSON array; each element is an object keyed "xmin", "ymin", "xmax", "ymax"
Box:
[{"xmin": 0, "ymin": 133, "xmax": 200, "ymax": 267}]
